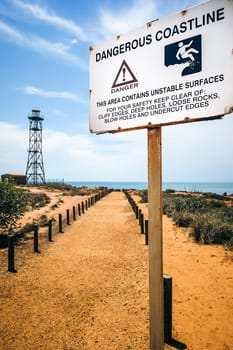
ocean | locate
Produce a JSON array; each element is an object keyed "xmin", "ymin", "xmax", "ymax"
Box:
[{"xmin": 65, "ymin": 181, "xmax": 233, "ymax": 195}]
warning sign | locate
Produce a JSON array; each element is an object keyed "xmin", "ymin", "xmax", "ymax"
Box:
[
  {"xmin": 112, "ymin": 60, "xmax": 138, "ymax": 88},
  {"xmin": 89, "ymin": 0, "xmax": 233, "ymax": 133},
  {"xmin": 165, "ymin": 35, "xmax": 202, "ymax": 76}
]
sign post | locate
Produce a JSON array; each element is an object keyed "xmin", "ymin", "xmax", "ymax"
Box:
[
  {"xmin": 148, "ymin": 127, "xmax": 163, "ymax": 349},
  {"xmin": 89, "ymin": 1, "xmax": 233, "ymax": 349}
]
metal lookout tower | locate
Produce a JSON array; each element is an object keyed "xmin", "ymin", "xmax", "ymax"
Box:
[{"xmin": 26, "ymin": 109, "xmax": 45, "ymax": 184}]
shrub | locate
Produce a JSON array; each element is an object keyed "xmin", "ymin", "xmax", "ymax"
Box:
[
  {"xmin": 165, "ymin": 188, "xmax": 176, "ymax": 193},
  {"xmin": 26, "ymin": 192, "xmax": 50, "ymax": 209},
  {"xmin": 0, "ymin": 181, "xmax": 27, "ymax": 231},
  {"xmin": 191, "ymin": 214, "xmax": 233, "ymax": 245},
  {"xmin": 191, "ymin": 215, "xmax": 215, "ymax": 244},
  {"xmin": 39, "ymin": 214, "xmax": 48, "ymax": 227},
  {"xmin": 226, "ymin": 237, "xmax": 233, "ymax": 251},
  {"xmin": 174, "ymin": 211, "xmax": 194, "ymax": 227},
  {"xmin": 0, "ymin": 233, "xmax": 8, "ymax": 249},
  {"xmin": 140, "ymin": 189, "xmax": 148, "ymax": 203},
  {"xmin": 139, "ymin": 189, "xmax": 233, "ymax": 250}
]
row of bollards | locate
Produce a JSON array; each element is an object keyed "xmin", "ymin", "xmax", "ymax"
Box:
[
  {"xmin": 7, "ymin": 189, "xmax": 112, "ymax": 274},
  {"xmin": 8, "ymin": 224, "xmax": 40, "ymax": 273},
  {"xmin": 123, "ymin": 190, "xmax": 173, "ymax": 344},
  {"xmin": 124, "ymin": 190, "xmax": 148, "ymax": 245}
]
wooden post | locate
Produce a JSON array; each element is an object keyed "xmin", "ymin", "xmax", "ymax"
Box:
[
  {"xmin": 48, "ymin": 219, "xmax": 53, "ymax": 242},
  {"xmin": 136, "ymin": 206, "xmax": 139, "ymax": 219},
  {"xmin": 58, "ymin": 214, "xmax": 63, "ymax": 233},
  {"xmin": 33, "ymin": 225, "xmax": 39, "ymax": 253},
  {"xmin": 145, "ymin": 219, "xmax": 149, "ymax": 245},
  {"xmin": 73, "ymin": 206, "xmax": 76, "ymax": 221},
  {"xmin": 148, "ymin": 127, "xmax": 164, "ymax": 349},
  {"xmin": 8, "ymin": 235, "xmax": 16, "ymax": 273},
  {"xmin": 78, "ymin": 203, "xmax": 81, "ymax": 216},
  {"xmin": 66, "ymin": 209, "xmax": 70, "ymax": 225},
  {"xmin": 164, "ymin": 275, "xmax": 172, "ymax": 343},
  {"xmin": 140, "ymin": 212, "xmax": 145, "ymax": 234}
]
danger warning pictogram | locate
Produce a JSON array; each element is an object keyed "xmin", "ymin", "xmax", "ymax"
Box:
[{"xmin": 111, "ymin": 60, "xmax": 138, "ymax": 88}]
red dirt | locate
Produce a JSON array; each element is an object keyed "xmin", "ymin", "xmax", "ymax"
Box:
[{"xmin": 0, "ymin": 190, "xmax": 232, "ymax": 349}]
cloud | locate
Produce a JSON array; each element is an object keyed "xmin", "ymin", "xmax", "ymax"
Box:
[
  {"xmin": 162, "ymin": 117, "xmax": 233, "ymax": 182},
  {"xmin": 98, "ymin": 0, "xmax": 158, "ymax": 39},
  {"xmin": 71, "ymin": 39, "xmax": 78, "ymax": 45},
  {"xmin": 1, "ymin": 117, "xmax": 233, "ymax": 183},
  {"xmin": 0, "ymin": 19, "xmax": 24, "ymax": 43},
  {"xmin": 21, "ymin": 85, "xmax": 86, "ymax": 104},
  {"xmin": 0, "ymin": 20, "xmax": 88, "ymax": 69},
  {"xmin": 43, "ymin": 129, "xmax": 147, "ymax": 181},
  {"xmin": 0, "ymin": 122, "xmax": 27, "ymax": 174},
  {"xmin": 0, "ymin": 121, "xmax": 147, "ymax": 182},
  {"xmin": 11, "ymin": 0, "xmax": 87, "ymax": 41}
]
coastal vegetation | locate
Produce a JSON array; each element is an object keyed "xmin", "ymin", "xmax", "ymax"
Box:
[
  {"xmin": 33, "ymin": 183, "xmax": 103, "ymax": 196},
  {"xmin": 0, "ymin": 181, "xmax": 51, "ymax": 247},
  {"xmin": 139, "ymin": 189, "xmax": 233, "ymax": 250},
  {"xmin": 1, "ymin": 181, "xmax": 233, "ymax": 251},
  {"xmin": 0, "ymin": 181, "xmax": 27, "ymax": 231},
  {"xmin": 0, "ymin": 182, "xmax": 103, "ymax": 247}
]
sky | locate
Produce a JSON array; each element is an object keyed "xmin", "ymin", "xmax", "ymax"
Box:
[{"xmin": 0, "ymin": 0, "xmax": 232, "ymax": 183}]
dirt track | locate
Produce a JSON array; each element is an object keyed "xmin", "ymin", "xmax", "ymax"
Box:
[{"xmin": 0, "ymin": 191, "xmax": 232, "ymax": 349}]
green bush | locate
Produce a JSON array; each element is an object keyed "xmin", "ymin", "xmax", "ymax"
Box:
[
  {"xmin": 39, "ymin": 214, "xmax": 49, "ymax": 227},
  {"xmin": 140, "ymin": 189, "xmax": 148, "ymax": 203},
  {"xmin": 191, "ymin": 215, "xmax": 233, "ymax": 245},
  {"xmin": 25, "ymin": 192, "xmax": 50, "ymax": 209},
  {"xmin": 0, "ymin": 181, "xmax": 27, "ymax": 231},
  {"xmin": 174, "ymin": 211, "xmax": 194, "ymax": 227},
  {"xmin": 137, "ymin": 189, "xmax": 233, "ymax": 250},
  {"xmin": 226, "ymin": 237, "xmax": 233, "ymax": 250}
]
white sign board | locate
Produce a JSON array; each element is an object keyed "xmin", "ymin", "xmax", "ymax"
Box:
[{"xmin": 89, "ymin": 0, "xmax": 233, "ymax": 133}]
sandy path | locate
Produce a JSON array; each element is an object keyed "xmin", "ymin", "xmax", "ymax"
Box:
[
  {"xmin": 0, "ymin": 190, "xmax": 232, "ymax": 349},
  {"xmin": 0, "ymin": 191, "xmax": 149, "ymax": 350}
]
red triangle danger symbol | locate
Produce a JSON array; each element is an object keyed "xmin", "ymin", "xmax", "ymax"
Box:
[{"xmin": 112, "ymin": 60, "xmax": 138, "ymax": 88}]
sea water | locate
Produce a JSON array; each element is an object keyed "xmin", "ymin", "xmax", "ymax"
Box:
[{"xmin": 66, "ymin": 181, "xmax": 233, "ymax": 195}]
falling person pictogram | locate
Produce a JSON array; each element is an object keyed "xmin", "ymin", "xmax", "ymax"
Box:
[{"xmin": 176, "ymin": 40, "xmax": 199, "ymax": 62}]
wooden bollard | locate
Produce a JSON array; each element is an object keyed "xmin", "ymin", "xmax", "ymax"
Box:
[
  {"xmin": 58, "ymin": 213, "xmax": 63, "ymax": 233},
  {"xmin": 132, "ymin": 201, "xmax": 135, "ymax": 210},
  {"xmin": 85, "ymin": 200, "xmax": 88, "ymax": 210},
  {"xmin": 48, "ymin": 219, "xmax": 53, "ymax": 242},
  {"xmin": 136, "ymin": 206, "xmax": 139, "ymax": 219},
  {"xmin": 33, "ymin": 225, "xmax": 39, "ymax": 253},
  {"xmin": 8, "ymin": 235, "xmax": 16, "ymax": 273},
  {"xmin": 78, "ymin": 203, "xmax": 81, "ymax": 216},
  {"xmin": 66, "ymin": 209, "xmax": 70, "ymax": 225},
  {"xmin": 81, "ymin": 201, "xmax": 85, "ymax": 214},
  {"xmin": 145, "ymin": 220, "xmax": 149, "ymax": 245},
  {"xmin": 140, "ymin": 212, "xmax": 145, "ymax": 234},
  {"xmin": 138, "ymin": 209, "xmax": 141, "ymax": 222},
  {"xmin": 73, "ymin": 206, "xmax": 76, "ymax": 221},
  {"xmin": 164, "ymin": 275, "xmax": 173, "ymax": 343}
]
